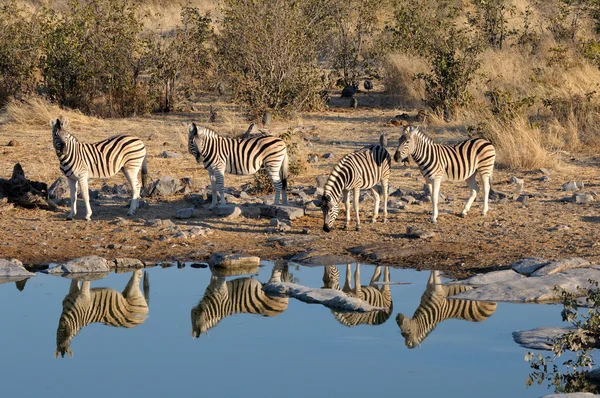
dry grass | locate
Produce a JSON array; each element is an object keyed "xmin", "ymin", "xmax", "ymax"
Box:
[{"xmin": 381, "ymin": 53, "xmax": 428, "ymax": 110}]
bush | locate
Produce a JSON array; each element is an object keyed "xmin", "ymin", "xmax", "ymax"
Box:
[
  {"xmin": 217, "ymin": 0, "xmax": 331, "ymax": 116},
  {"xmin": 0, "ymin": 1, "xmax": 44, "ymax": 105},
  {"xmin": 40, "ymin": 0, "xmax": 144, "ymax": 116},
  {"xmin": 526, "ymin": 280, "xmax": 600, "ymax": 394}
]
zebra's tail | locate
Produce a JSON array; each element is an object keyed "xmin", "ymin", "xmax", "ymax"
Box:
[
  {"xmin": 280, "ymin": 151, "xmax": 289, "ymax": 192},
  {"xmin": 141, "ymin": 155, "xmax": 148, "ymax": 189}
]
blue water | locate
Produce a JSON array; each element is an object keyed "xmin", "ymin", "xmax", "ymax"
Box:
[{"xmin": 0, "ymin": 263, "xmax": 565, "ymax": 398}]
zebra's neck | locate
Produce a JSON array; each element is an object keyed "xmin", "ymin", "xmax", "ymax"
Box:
[
  {"xmin": 323, "ymin": 161, "xmax": 352, "ymax": 203},
  {"xmin": 410, "ymin": 131, "xmax": 437, "ymax": 166}
]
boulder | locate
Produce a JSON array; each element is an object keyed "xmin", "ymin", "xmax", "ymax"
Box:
[
  {"xmin": 349, "ymin": 243, "xmax": 433, "ymax": 262},
  {"xmin": 451, "ymin": 269, "xmax": 525, "ymax": 286},
  {"xmin": 113, "ymin": 258, "xmax": 145, "ymax": 268},
  {"xmin": 48, "ymin": 177, "xmax": 70, "ymax": 200},
  {"xmin": 290, "ymin": 250, "xmax": 356, "ymax": 266},
  {"xmin": 511, "ymin": 257, "xmax": 550, "ymax": 275},
  {"xmin": 531, "ymin": 257, "xmax": 590, "ymax": 277},
  {"xmin": 0, "ymin": 258, "xmax": 35, "ymax": 279},
  {"xmin": 211, "ymin": 204, "xmax": 242, "ymax": 219},
  {"xmin": 188, "ymin": 226, "xmax": 213, "ymax": 238},
  {"xmin": 263, "ymin": 282, "xmax": 386, "ymax": 312},
  {"xmin": 451, "ymin": 267, "xmax": 600, "ymax": 303},
  {"xmin": 513, "ymin": 326, "xmax": 578, "ymax": 350},
  {"xmin": 149, "ymin": 176, "xmax": 182, "ymax": 197},
  {"xmin": 47, "ymin": 255, "xmax": 111, "ymax": 274},
  {"xmin": 176, "ymin": 208, "xmax": 199, "ymax": 219},
  {"xmin": 209, "ymin": 253, "xmax": 260, "ymax": 268}
]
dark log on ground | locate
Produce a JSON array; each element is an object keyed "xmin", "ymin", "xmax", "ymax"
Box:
[{"xmin": 0, "ymin": 163, "xmax": 56, "ymax": 211}]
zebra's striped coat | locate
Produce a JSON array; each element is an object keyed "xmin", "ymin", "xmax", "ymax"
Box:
[
  {"xmin": 187, "ymin": 123, "xmax": 288, "ymax": 207},
  {"xmin": 51, "ymin": 118, "xmax": 148, "ymax": 220},
  {"xmin": 394, "ymin": 125, "xmax": 496, "ymax": 223},
  {"xmin": 55, "ymin": 270, "xmax": 149, "ymax": 358},
  {"xmin": 322, "ymin": 264, "xmax": 393, "ymax": 327},
  {"xmin": 321, "ymin": 144, "xmax": 391, "ymax": 232},
  {"xmin": 396, "ymin": 270, "xmax": 497, "ymax": 348},
  {"xmin": 191, "ymin": 264, "xmax": 289, "ymax": 337}
]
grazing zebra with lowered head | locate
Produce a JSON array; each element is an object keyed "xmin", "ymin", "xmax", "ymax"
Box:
[
  {"xmin": 191, "ymin": 263, "xmax": 290, "ymax": 337},
  {"xmin": 187, "ymin": 123, "xmax": 288, "ymax": 207},
  {"xmin": 322, "ymin": 264, "xmax": 393, "ymax": 327},
  {"xmin": 55, "ymin": 269, "xmax": 149, "ymax": 358},
  {"xmin": 321, "ymin": 142, "xmax": 391, "ymax": 232},
  {"xmin": 394, "ymin": 125, "xmax": 496, "ymax": 223},
  {"xmin": 51, "ymin": 118, "xmax": 148, "ymax": 220},
  {"xmin": 396, "ymin": 270, "xmax": 497, "ymax": 349}
]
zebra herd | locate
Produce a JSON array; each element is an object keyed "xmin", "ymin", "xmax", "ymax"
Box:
[
  {"xmin": 50, "ymin": 117, "xmax": 496, "ymax": 228},
  {"xmin": 52, "ymin": 265, "xmax": 496, "ymax": 357}
]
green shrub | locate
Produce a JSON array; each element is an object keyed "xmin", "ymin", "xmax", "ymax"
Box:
[
  {"xmin": 526, "ymin": 280, "xmax": 600, "ymax": 394},
  {"xmin": 217, "ymin": 0, "xmax": 330, "ymax": 116}
]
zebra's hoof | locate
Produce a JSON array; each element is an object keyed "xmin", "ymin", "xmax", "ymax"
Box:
[
  {"xmin": 355, "ymin": 226, "xmax": 361, "ymax": 231},
  {"xmin": 460, "ymin": 212, "xmax": 467, "ymax": 218},
  {"xmin": 66, "ymin": 215, "xmax": 73, "ymax": 221},
  {"xmin": 343, "ymin": 225, "xmax": 349, "ymax": 231},
  {"xmin": 383, "ymin": 218, "xmax": 388, "ymax": 224},
  {"xmin": 127, "ymin": 211, "xmax": 135, "ymax": 217},
  {"xmin": 370, "ymin": 219, "xmax": 377, "ymax": 224}
]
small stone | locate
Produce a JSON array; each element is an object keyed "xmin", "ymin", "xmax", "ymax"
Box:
[
  {"xmin": 7, "ymin": 140, "xmax": 19, "ymax": 147},
  {"xmin": 209, "ymin": 253, "xmax": 261, "ymax": 268},
  {"xmin": 113, "ymin": 258, "xmax": 144, "ymax": 268},
  {"xmin": 308, "ymin": 155, "xmax": 319, "ymax": 164},
  {"xmin": 190, "ymin": 263, "xmax": 208, "ymax": 269},
  {"xmin": 539, "ymin": 175, "xmax": 550, "ymax": 182},
  {"xmin": 188, "ymin": 226, "xmax": 213, "ymax": 238},
  {"xmin": 562, "ymin": 181, "xmax": 583, "ymax": 191},
  {"xmin": 574, "ymin": 193, "xmax": 594, "ymax": 204},
  {"xmin": 405, "ymin": 226, "xmax": 435, "ymax": 239},
  {"xmin": 161, "ymin": 151, "xmax": 180, "ymax": 158},
  {"xmin": 175, "ymin": 208, "xmax": 196, "ymax": 219},
  {"xmin": 517, "ymin": 195, "xmax": 529, "ymax": 206},
  {"xmin": 173, "ymin": 231, "xmax": 188, "ymax": 239},
  {"xmin": 211, "ymin": 205, "xmax": 242, "ymax": 219},
  {"xmin": 240, "ymin": 191, "xmax": 251, "ymax": 200},
  {"xmin": 322, "ymin": 153, "xmax": 334, "ymax": 159},
  {"xmin": 270, "ymin": 218, "xmax": 280, "ymax": 226},
  {"xmin": 401, "ymin": 195, "xmax": 417, "ymax": 205},
  {"xmin": 548, "ymin": 224, "xmax": 570, "ymax": 231},
  {"xmin": 539, "ymin": 168, "xmax": 552, "ymax": 176}
]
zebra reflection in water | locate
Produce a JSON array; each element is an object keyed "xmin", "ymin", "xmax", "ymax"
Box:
[
  {"xmin": 396, "ymin": 270, "xmax": 497, "ymax": 348},
  {"xmin": 322, "ymin": 264, "xmax": 393, "ymax": 327},
  {"xmin": 191, "ymin": 263, "xmax": 290, "ymax": 337},
  {"xmin": 55, "ymin": 270, "xmax": 149, "ymax": 358}
]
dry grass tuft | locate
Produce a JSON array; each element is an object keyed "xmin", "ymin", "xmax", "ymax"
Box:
[
  {"xmin": 381, "ymin": 53, "xmax": 428, "ymax": 109},
  {"xmin": 6, "ymin": 97, "xmax": 102, "ymax": 129},
  {"xmin": 478, "ymin": 115, "xmax": 559, "ymax": 170}
]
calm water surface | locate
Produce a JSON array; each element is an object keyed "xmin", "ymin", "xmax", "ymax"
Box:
[{"xmin": 0, "ymin": 263, "xmax": 565, "ymax": 398}]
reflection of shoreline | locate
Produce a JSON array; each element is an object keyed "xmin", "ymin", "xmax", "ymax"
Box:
[
  {"xmin": 191, "ymin": 263, "xmax": 289, "ymax": 337},
  {"xmin": 55, "ymin": 269, "xmax": 149, "ymax": 358},
  {"xmin": 396, "ymin": 270, "xmax": 497, "ymax": 348}
]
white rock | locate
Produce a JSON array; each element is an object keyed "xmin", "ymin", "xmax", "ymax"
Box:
[
  {"xmin": 513, "ymin": 326, "xmax": 577, "ymax": 350},
  {"xmin": 531, "ymin": 257, "xmax": 590, "ymax": 277},
  {"xmin": 450, "ymin": 269, "xmax": 525, "ymax": 286},
  {"xmin": 47, "ymin": 255, "xmax": 111, "ymax": 274},
  {"xmin": 511, "ymin": 257, "xmax": 550, "ymax": 275},
  {"xmin": 0, "ymin": 259, "xmax": 35, "ymax": 278}
]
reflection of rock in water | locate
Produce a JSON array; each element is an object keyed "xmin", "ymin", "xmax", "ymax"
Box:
[
  {"xmin": 55, "ymin": 270, "xmax": 149, "ymax": 358},
  {"xmin": 191, "ymin": 263, "xmax": 290, "ymax": 337},
  {"xmin": 15, "ymin": 279, "xmax": 27, "ymax": 291},
  {"xmin": 396, "ymin": 270, "xmax": 497, "ymax": 349},
  {"xmin": 322, "ymin": 264, "xmax": 393, "ymax": 327}
]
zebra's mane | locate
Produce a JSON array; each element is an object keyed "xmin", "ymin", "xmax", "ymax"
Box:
[{"xmin": 410, "ymin": 127, "xmax": 434, "ymax": 145}]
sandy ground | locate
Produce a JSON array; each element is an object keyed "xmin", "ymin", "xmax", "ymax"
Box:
[{"xmin": 1, "ymin": 91, "xmax": 599, "ymax": 278}]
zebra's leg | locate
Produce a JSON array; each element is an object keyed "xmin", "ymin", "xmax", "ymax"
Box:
[
  {"xmin": 267, "ymin": 167, "xmax": 282, "ymax": 205},
  {"xmin": 122, "ymin": 167, "xmax": 141, "ymax": 216},
  {"xmin": 370, "ymin": 187, "xmax": 380, "ymax": 223},
  {"xmin": 353, "ymin": 263, "xmax": 362, "ymax": 298},
  {"xmin": 382, "ymin": 179, "xmax": 389, "ymax": 224},
  {"xmin": 353, "ymin": 186, "xmax": 361, "ymax": 231},
  {"xmin": 482, "ymin": 174, "xmax": 491, "ymax": 216},
  {"xmin": 461, "ymin": 174, "xmax": 479, "ymax": 218},
  {"xmin": 343, "ymin": 190, "xmax": 350, "ymax": 230},
  {"xmin": 430, "ymin": 178, "xmax": 441, "ymax": 223},
  {"xmin": 342, "ymin": 264, "xmax": 352, "ymax": 294},
  {"xmin": 208, "ymin": 169, "xmax": 218, "ymax": 208},
  {"xmin": 78, "ymin": 176, "xmax": 92, "ymax": 221},
  {"xmin": 122, "ymin": 269, "xmax": 143, "ymax": 299},
  {"xmin": 215, "ymin": 168, "xmax": 227, "ymax": 206},
  {"xmin": 66, "ymin": 178, "xmax": 78, "ymax": 220},
  {"xmin": 370, "ymin": 265, "xmax": 382, "ymax": 286}
]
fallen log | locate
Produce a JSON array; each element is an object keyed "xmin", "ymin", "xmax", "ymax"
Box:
[{"xmin": 0, "ymin": 163, "xmax": 56, "ymax": 211}]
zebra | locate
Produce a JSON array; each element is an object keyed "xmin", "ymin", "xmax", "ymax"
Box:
[
  {"xmin": 321, "ymin": 142, "xmax": 391, "ymax": 232},
  {"xmin": 191, "ymin": 263, "xmax": 290, "ymax": 337},
  {"xmin": 51, "ymin": 117, "xmax": 148, "ymax": 221},
  {"xmin": 396, "ymin": 270, "xmax": 497, "ymax": 349},
  {"xmin": 322, "ymin": 264, "xmax": 394, "ymax": 327},
  {"xmin": 393, "ymin": 125, "xmax": 496, "ymax": 223},
  {"xmin": 187, "ymin": 123, "xmax": 288, "ymax": 207},
  {"xmin": 55, "ymin": 269, "xmax": 149, "ymax": 358}
]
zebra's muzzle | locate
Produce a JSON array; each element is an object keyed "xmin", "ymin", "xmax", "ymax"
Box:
[{"xmin": 323, "ymin": 224, "xmax": 331, "ymax": 233}]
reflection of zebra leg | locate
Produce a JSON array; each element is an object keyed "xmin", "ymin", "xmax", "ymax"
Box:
[{"xmin": 322, "ymin": 265, "xmax": 340, "ymax": 290}]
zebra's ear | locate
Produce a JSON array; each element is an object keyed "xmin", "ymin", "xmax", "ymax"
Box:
[
  {"xmin": 51, "ymin": 118, "xmax": 60, "ymax": 131},
  {"xmin": 188, "ymin": 123, "xmax": 198, "ymax": 136},
  {"xmin": 59, "ymin": 116, "xmax": 68, "ymax": 129}
]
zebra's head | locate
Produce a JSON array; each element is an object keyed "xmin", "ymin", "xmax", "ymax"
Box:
[
  {"xmin": 55, "ymin": 321, "xmax": 74, "ymax": 358},
  {"xmin": 394, "ymin": 125, "xmax": 419, "ymax": 166},
  {"xmin": 321, "ymin": 194, "xmax": 339, "ymax": 232},
  {"xmin": 396, "ymin": 313, "xmax": 421, "ymax": 349},
  {"xmin": 188, "ymin": 122, "xmax": 205, "ymax": 163},
  {"xmin": 51, "ymin": 117, "xmax": 72, "ymax": 157}
]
